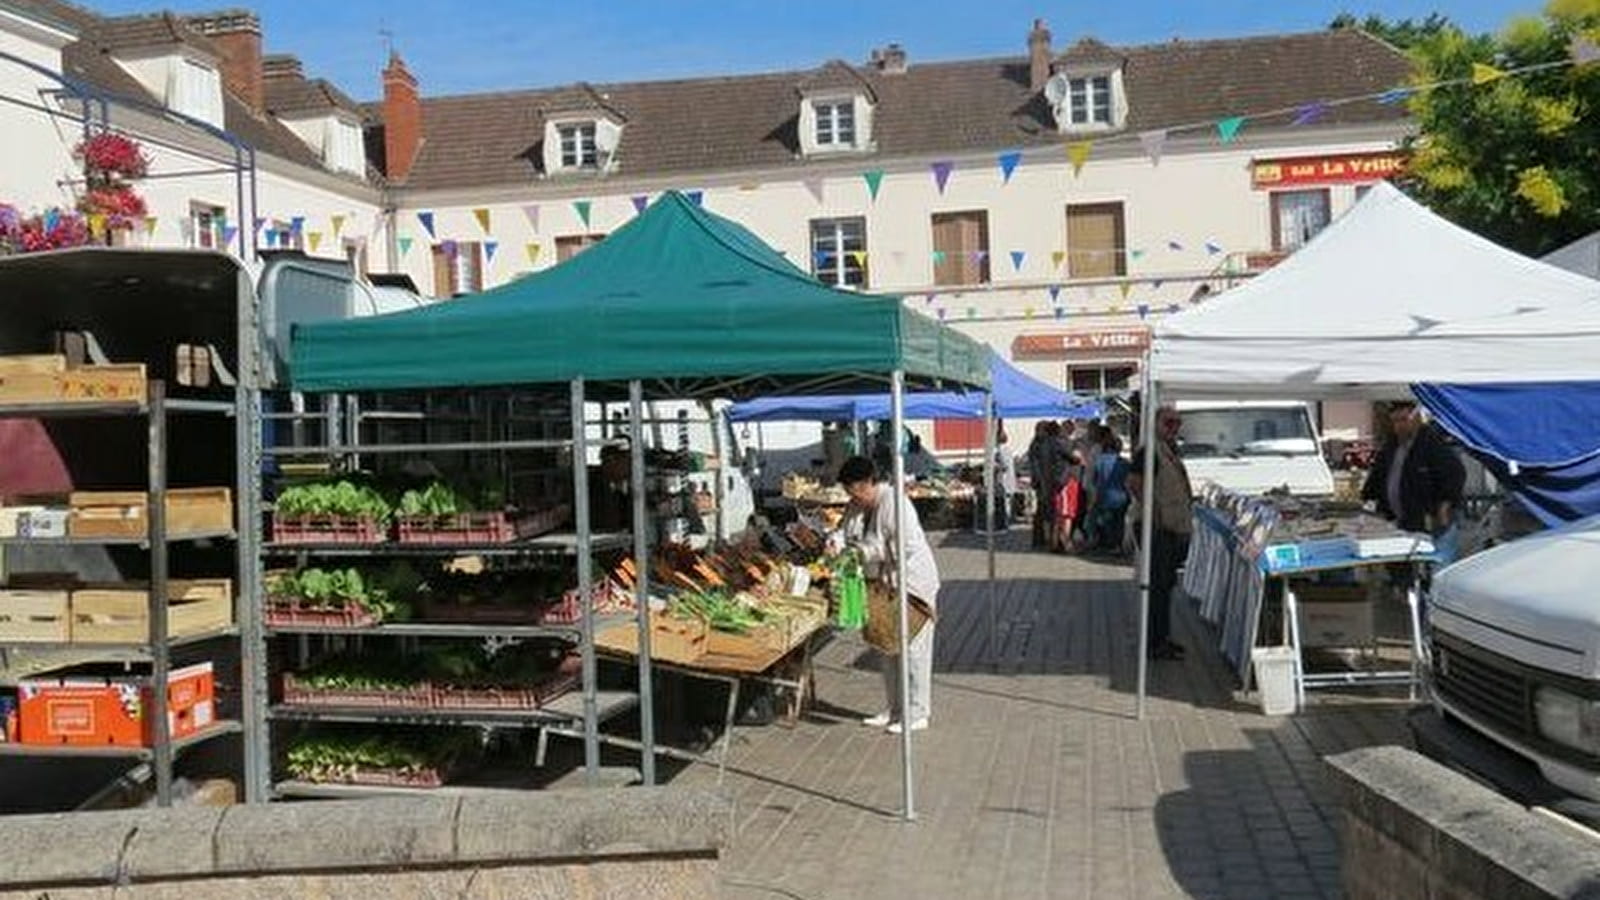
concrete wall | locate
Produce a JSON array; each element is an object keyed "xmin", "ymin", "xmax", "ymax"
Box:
[
  {"xmin": 1327, "ymin": 746, "xmax": 1600, "ymax": 900},
  {"xmin": 0, "ymin": 787, "xmax": 729, "ymax": 900}
]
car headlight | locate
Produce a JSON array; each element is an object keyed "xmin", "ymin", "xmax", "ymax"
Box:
[{"xmin": 1534, "ymin": 687, "xmax": 1600, "ymax": 754}]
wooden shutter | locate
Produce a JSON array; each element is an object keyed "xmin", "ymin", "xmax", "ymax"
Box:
[
  {"xmin": 931, "ymin": 211, "xmax": 990, "ymax": 286},
  {"xmin": 1066, "ymin": 203, "xmax": 1126, "ymax": 278},
  {"xmin": 431, "ymin": 244, "xmax": 454, "ymax": 297},
  {"xmin": 933, "ymin": 418, "xmax": 988, "ymax": 451}
]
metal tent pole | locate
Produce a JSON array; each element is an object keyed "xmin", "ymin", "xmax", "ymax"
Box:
[
  {"xmin": 983, "ymin": 392, "xmax": 997, "ymax": 670},
  {"xmin": 148, "ymin": 381, "xmax": 173, "ymax": 806},
  {"xmin": 571, "ymin": 378, "xmax": 599, "ymax": 782},
  {"xmin": 629, "ymin": 381, "xmax": 657, "ymax": 785},
  {"xmin": 1136, "ymin": 370, "xmax": 1159, "ymax": 720},
  {"xmin": 891, "ymin": 370, "xmax": 916, "ymax": 821}
]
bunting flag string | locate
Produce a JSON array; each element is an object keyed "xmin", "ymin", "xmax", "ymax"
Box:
[
  {"xmin": 521, "ymin": 204, "xmax": 540, "ymax": 232},
  {"xmin": 473, "ymin": 208, "xmax": 492, "ymax": 234},
  {"xmin": 863, "ymin": 170, "xmax": 885, "ymax": 201},
  {"xmin": 1216, "ymin": 116, "xmax": 1245, "ymax": 144},
  {"xmin": 307, "ymin": 231, "xmax": 323, "ymax": 253},
  {"xmin": 998, "ymin": 150, "xmax": 1022, "ymax": 184},
  {"xmin": 573, "ymin": 200, "xmax": 592, "ymax": 228},
  {"xmin": 398, "ymin": 236, "xmax": 414, "ymax": 257},
  {"xmin": 417, "ymin": 212, "xmax": 435, "ymax": 239},
  {"xmin": 631, "ymin": 195, "xmax": 649, "ymax": 215},
  {"xmin": 525, "ymin": 242, "xmax": 541, "ymax": 265},
  {"xmin": 331, "ymin": 214, "xmax": 347, "ymax": 237},
  {"xmin": 931, "ymin": 161, "xmax": 954, "ymax": 194},
  {"xmin": 143, "ymin": 216, "xmax": 158, "ymax": 236},
  {"xmin": 685, "ymin": 191, "xmax": 704, "ymax": 206},
  {"xmin": 1139, "ymin": 129, "xmax": 1167, "ymax": 166},
  {"xmin": 1009, "ymin": 250, "xmax": 1026, "ymax": 272},
  {"xmin": 1376, "ymin": 87, "xmax": 1414, "ymax": 105},
  {"xmin": 1291, "ymin": 102, "xmax": 1328, "ymax": 127},
  {"xmin": 484, "ymin": 240, "xmax": 499, "ymax": 263},
  {"xmin": 1066, "ymin": 141, "xmax": 1092, "ymax": 176}
]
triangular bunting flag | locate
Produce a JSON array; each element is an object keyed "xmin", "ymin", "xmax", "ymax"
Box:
[
  {"xmin": 925, "ymin": 293, "xmax": 936, "ymax": 305},
  {"xmin": 849, "ymin": 251, "xmax": 868, "ymax": 268},
  {"xmin": 1047, "ymin": 284, "xmax": 1061, "ymax": 302},
  {"xmin": 1051, "ymin": 250, "xmax": 1066, "ymax": 269},
  {"xmin": 1151, "ymin": 279, "xmax": 1164, "ymax": 290},
  {"xmin": 971, "ymin": 250, "xmax": 988, "ymax": 264},
  {"xmin": 87, "ymin": 213, "xmax": 106, "ymax": 238},
  {"xmin": 1291, "ymin": 102, "xmax": 1328, "ymax": 127},
  {"xmin": 937, "ymin": 308, "xmax": 948, "ymax": 321},
  {"xmin": 804, "ymin": 179, "xmax": 825, "ymax": 204},
  {"xmin": 631, "ymin": 195, "xmax": 649, "ymax": 215},
  {"xmin": 222, "ymin": 224, "xmax": 239, "ymax": 248},
  {"xmin": 1205, "ymin": 241, "xmax": 1223, "ymax": 256},
  {"xmin": 1053, "ymin": 306, "xmax": 1066, "ymax": 320},
  {"xmin": 1066, "ymin": 141, "xmax": 1092, "ymax": 176},
  {"xmin": 331, "ymin": 214, "xmax": 347, "ymax": 237},
  {"xmin": 1137, "ymin": 303, "xmax": 1150, "ymax": 320},
  {"xmin": 253, "ymin": 217, "xmax": 266, "ymax": 234},
  {"xmin": 484, "ymin": 240, "xmax": 499, "ymax": 263},
  {"xmin": 1130, "ymin": 248, "xmax": 1146, "ymax": 261},
  {"xmin": 143, "ymin": 216, "xmax": 158, "ymax": 236},
  {"xmin": 473, "ymin": 208, "xmax": 491, "ymax": 234},
  {"xmin": 525, "ymin": 242, "xmax": 541, "ymax": 265},
  {"xmin": 1471, "ymin": 62, "xmax": 1506, "ymax": 85},
  {"xmin": 521, "ymin": 204, "xmax": 540, "ymax": 232},
  {"xmin": 685, "ymin": 191, "xmax": 704, "ymax": 206},
  {"xmin": 307, "ymin": 231, "xmax": 322, "ymax": 253},
  {"xmin": 1216, "ymin": 116, "xmax": 1245, "ymax": 144},
  {"xmin": 1376, "ymin": 86, "xmax": 1414, "ymax": 105},
  {"xmin": 931, "ymin": 161, "xmax": 954, "ymax": 194},
  {"xmin": 1118, "ymin": 283, "xmax": 1131, "ymax": 300},
  {"xmin": 815, "ymin": 250, "xmax": 832, "ymax": 269},
  {"xmin": 931, "ymin": 250, "xmax": 947, "ymax": 265},
  {"xmin": 1009, "ymin": 250, "xmax": 1026, "ymax": 272},
  {"xmin": 1138, "ymin": 130, "xmax": 1168, "ymax": 166},
  {"xmin": 1571, "ymin": 35, "xmax": 1600, "ymax": 66},
  {"xmin": 1167, "ymin": 240, "xmax": 1184, "ymax": 252},
  {"xmin": 290, "ymin": 215, "xmax": 305, "ymax": 235},
  {"xmin": 417, "ymin": 211, "xmax": 435, "ymax": 238},
  {"xmin": 398, "ymin": 236, "xmax": 414, "ymax": 257},
  {"xmin": 573, "ymin": 200, "xmax": 592, "ymax": 228},
  {"xmin": 441, "ymin": 239, "xmax": 458, "ymax": 257},
  {"xmin": 998, "ymin": 150, "xmax": 1022, "ymax": 184},
  {"xmin": 1024, "ymin": 306, "xmax": 1035, "ymax": 320},
  {"xmin": 863, "ymin": 170, "xmax": 885, "ymax": 201},
  {"xmin": 264, "ymin": 230, "xmax": 278, "ymax": 248}
]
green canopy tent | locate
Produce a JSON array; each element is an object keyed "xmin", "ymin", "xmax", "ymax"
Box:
[{"xmin": 289, "ymin": 191, "xmax": 990, "ymax": 821}]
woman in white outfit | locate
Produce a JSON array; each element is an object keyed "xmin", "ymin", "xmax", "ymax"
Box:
[{"xmin": 838, "ymin": 455, "xmax": 940, "ymax": 733}]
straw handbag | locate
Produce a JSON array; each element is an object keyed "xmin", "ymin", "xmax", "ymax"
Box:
[{"xmin": 863, "ymin": 582, "xmax": 932, "ymax": 655}]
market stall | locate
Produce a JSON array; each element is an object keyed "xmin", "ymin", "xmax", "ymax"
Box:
[
  {"xmin": 1139, "ymin": 182, "xmax": 1600, "ymax": 716},
  {"xmin": 287, "ymin": 191, "xmax": 989, "ymax": 818}
]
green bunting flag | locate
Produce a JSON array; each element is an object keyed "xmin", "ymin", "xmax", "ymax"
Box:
[
  {"xmin": 398, "ymin": 236, "xmax": 413, "ymax": 257},
  {"xmin": 1216, "ymin": 116, "xmax": 1245, "ymax": 144},
  {"xmin": 574, "ymin": 200, "xmax": 592, "ymax": 228},
  {"xmin": 863, "ymin": 170, "xmax": 885, "ymax": 201}
]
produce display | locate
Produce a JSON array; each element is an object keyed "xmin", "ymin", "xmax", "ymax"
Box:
[
  {"xmin": 264, "ymin": 566, "xmax": 415, "ymax": 625},
  {"xmin": 284, "ymin": 728, "xmax": 479, "ymax": 787},
  {"xmin": 281, "ymin": 641, "xmax": 581, "ymax": 710},
  {"xmin": 271, "ymin": 480, "xmax": 392, "ymax": 544}
]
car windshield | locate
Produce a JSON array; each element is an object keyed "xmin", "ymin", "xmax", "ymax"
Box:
[{"xmin": 1176, "ymin": 408, "xmax": 1317, "ymax": 459}]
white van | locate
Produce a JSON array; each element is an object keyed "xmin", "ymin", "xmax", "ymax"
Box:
[{"xmin": 1174, "ymin": 401, "xmax": 1335, "ymax": 497}]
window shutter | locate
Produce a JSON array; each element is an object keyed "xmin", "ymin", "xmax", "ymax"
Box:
[{"xmin": 1066, "ymin": 203, "xmax": 1126, "ymax": 278}]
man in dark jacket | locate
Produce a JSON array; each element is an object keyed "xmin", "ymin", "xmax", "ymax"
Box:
[{"xmin": 1362, "ymin": 402, "xmax": 1466, "ymax": 561}]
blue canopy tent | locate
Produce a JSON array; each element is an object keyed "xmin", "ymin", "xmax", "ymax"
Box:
[{"xmin": 727, "ymin": 350, "xmax": 1103, "ymax": 422}]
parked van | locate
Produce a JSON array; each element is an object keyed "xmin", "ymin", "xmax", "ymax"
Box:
[{"xmin": 1174, "ymin": 401, "xmax": 1336, "ymax": 497}]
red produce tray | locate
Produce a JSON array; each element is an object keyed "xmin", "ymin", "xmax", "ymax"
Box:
[
  {"xmin": 396, "ymin": 512, "xmax": 515, "ymax": 545},
  {"xmin": 271, "ymin": 515, "xmax": 387, "ymax": 545},
  {"xmin": 265, "ymin": 601, "xmax": 380, "ymax": 629},
  {"xmin": 280, "ymin": 673, "xmax": 432, "ymax": 708},
  {"xmin": 430, "ymin": 684, "xmax": 542, "ymax": 710}
]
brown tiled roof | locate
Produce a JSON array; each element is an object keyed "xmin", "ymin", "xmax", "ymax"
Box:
[
  {"xmin": 264, "ymin": 60, "xmax": 367, "ymax": 119},
  {"xmin": 796, "ymin": 59, "xmax": 878, "ymax": 101},
  {"xmin": 91, "ymin": 11, "xmax": 222, "ymax": 57},
  {"xmin": 1056, "ymin": 37, "xmax": 1125, "ymax": 68},
  {"xmin": 390, "ymin": 28, "xmax": 1410, "ymax": 191}
]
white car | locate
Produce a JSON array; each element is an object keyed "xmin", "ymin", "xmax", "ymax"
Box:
[{"xmin": 1174, "ymin": 401, "xmax": 1335, "ymax": 497}]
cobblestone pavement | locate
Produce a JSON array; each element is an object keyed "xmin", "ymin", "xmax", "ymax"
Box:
[{"xmin": 676, "ymin": 530, "xmax": 1412, "ymax": 900}]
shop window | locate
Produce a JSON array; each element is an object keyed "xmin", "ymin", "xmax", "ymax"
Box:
[
  {"xmin": 1066, "ymin": 202, "xmax": 1126, "ymax": 279},
  {"xmin": 1068, "ymin": 363, "xmax": 1136, "ymax": 395},
  {"xmin": 555, "ymin": 233, "xmax": 607, "ymax": 263},
  {"xmin": 189, "ymin": 202, "xmax": 226, "ymax": 250},
  {"xmin": 931, "ymin": 211, "xmax": 990, "ymax": 286},
  {"xmin": 810, "ymin": 217, "xmax": 866, "ymax": 288},
  {"xmin": 1271, "ymin": 189, "xmax": 1332, "ymax": 252},
  {"xmin": 432, "ymin": 241, "xmax": 483, "ymax": 298}
]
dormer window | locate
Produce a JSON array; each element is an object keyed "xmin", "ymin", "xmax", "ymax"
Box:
[
  {"xmin": 813, "ymin": 100, "xmax": 856, "ymax": 148},
  {"xmin": 167, "ymin": 56, "xmax": 224, "ymax": 127},
  {"xmin": 1066, "ymin": 75, "xmax": 1112, "ymax": 126},
  {"xmin": 325, "ymin": 117, "xmax": 365, "ymax": 175},
  {"xmin": 559, "ymin": 122, "xmax": 598, "ymax": 169}
]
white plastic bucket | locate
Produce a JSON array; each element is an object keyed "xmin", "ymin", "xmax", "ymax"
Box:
[{"xmin": 1252, "ymin": 646, "xmax": 1297, "ymax": 716}]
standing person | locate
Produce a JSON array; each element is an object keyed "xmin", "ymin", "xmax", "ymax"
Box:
[
  {"xmin": 1362, "ymin": 401, "xmax": 1466, "ymax": 563},
  {"xmin": 1075, "ymin": 423, "xmax": 1105, "ymax": 546},
  {"xmin": 1129, "ymin": 406, "xmax": 1193, "ymax": 660},
  {"xmin": 1026, "ymin": 421, "xmax": 1064, "ymax": 549},
  {"xmin": 839, "ymin": 456, "xmax": 939, "ymax": 733},
  {"xmin": 1090, "ymin": 430, "xmax": 1131, "ymax": 554},
  {"xmin": 994, "ymin": 423, "xmax": 1018, "ymax": 529}
]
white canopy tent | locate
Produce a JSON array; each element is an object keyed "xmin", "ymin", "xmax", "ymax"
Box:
[{"xmin": 1135, "ymin": 182, "xmax": 1600, "ymax": 716}]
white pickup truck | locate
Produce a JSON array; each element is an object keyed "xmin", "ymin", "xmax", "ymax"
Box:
[
  {"xmin": 1175, "ymin": 401, "xmax": 1336, "ymax": 497},
  {"xmin": 1412, "ymin": 517, "xmax": 1600, "ymax": 825}
]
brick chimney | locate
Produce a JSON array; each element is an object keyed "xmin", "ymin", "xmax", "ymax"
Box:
[
  {"xmin": 382, "ymin": 51, "xmax": 422, "ymax": 182},
  {"xmin": 262, "ymin": 53, "xmax": 303, "ymax": 81},
  {"xmin": 869, "ymin": 43, "xmax": 908, "ymax": 74},
  {"xmin": 186, "ymin": 9, "xmax": 262, "ymax": 112},
  {"xmin": 1028, "ymin": 18, "xmax": 1052, "ymax": 92}
]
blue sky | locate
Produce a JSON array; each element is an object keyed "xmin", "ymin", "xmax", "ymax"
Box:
[{"xmin": 91, "ymin": 1, "xmax": 1541, "ymax": 99}]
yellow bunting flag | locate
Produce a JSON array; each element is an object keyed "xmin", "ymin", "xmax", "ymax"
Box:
[
  {"xmin": 143, "ymin": 216, "xmax": 158, "ymax": 236},
  {"xmin": 308, "ymin": 231, "xmax": 323, "ymax": 253},
  {"xmin": 1118, "ymin": 282, "xmax": 1132, "ymax": 300},
  {"xmin": 473, "ymin": 208, "xmax": 492, "ymax": 234},
  {"xmin": 849, "ymin": 251, "xmax": 868, "ymax": 268},
  {"xmin": 87, "ymin": 213, "xmax": 106, "ymax": 238},
  {"xmin": 1024, "ymin": 306, "xmax": 1035, "ymax": 319},
  {"xmin": 525, "ymin": 242, "xmax": 541, "ymax": 265},
  {"xmin": 1066, "ymin": 141, "xmax": 1093, "ymax": 177},
  {"xmin": 1471, "ymin": 62, "xmax": 1506, "ymax": 85},
  {"xmin": 1051, "ymin": 250, "xmax": 1066, "ymax": 269},
  {"xmin": 331, "ymin": 214, "xmax": 346, "ymax": 237}
]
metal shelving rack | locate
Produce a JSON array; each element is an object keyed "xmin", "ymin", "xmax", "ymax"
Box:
[
  {"xmin": 244, "ymin": 383, "xmax": 659, "ymax": 800},
  {"xmin": 0, "ymin": 381, "xmax": 241, "ymax": 806}
]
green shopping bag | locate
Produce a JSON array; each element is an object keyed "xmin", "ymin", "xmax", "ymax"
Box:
[{"xmin": 836, "ymin": 569, "xmax": 867, "ymax": 629}]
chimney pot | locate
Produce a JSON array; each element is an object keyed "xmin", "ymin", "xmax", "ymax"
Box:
[
  {"xmin": 1028, "ymin": 18, "xmax": 1053, "ymax": 92},
  {"xmin": 383, "ymin": 52, "xmax": 423, "ymax": 182},
  {"xmin": 185, "ymin": 9, "xmax": 263, "ymax": 112},
  {"xmin": 871, "ymin": 42, "xmax": 908, "ymax": 74}
]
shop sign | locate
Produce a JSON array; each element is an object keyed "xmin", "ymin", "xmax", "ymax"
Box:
[
  {"xmin": 1251, "ymin": 151, "xmax": 1406, "ymax": 189},
  {"xmin": 1013, "ymin": 328, "xmax": 1150, "ymax": 359}
]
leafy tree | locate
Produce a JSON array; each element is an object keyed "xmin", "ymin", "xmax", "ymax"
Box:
[
  {"xmin": 1329, "ymin": 11, "xmax": 1461, "ymax": 50},
  {"xmin": 1397, "ymin": 1, "xmax": 1600, "ymax": 255}
]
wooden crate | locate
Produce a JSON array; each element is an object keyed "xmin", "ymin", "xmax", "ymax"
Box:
[
  {"xmin": 0, "ymin": 355, "xmax": 66, "ymax": 376},
  {"xmin": 0, "ymin": 372, "xmax": 61, "ymax": 404},
  {"xmin": 597, "ymin": 614, "xmax": 707, "ymax": 664},
  {"xmin": 71, "ymin": 579, "xmax": 233, "ymax": 644},
  {"xmin": 67, "ymin": 487, "xmax": 234, "ymax": 539},
  {"xmin": 0, "ymin": 590, "xmax": 70, "ymax": 642},
  {"xmin": 58, "ymin": 364, "xmax": 145, "ymax": 403}
]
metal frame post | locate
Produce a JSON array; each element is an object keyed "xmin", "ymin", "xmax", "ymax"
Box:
[
  {"xmin": 147, "ymin": 380, "xmax": 173, "ymax": 806},
  {"xmin": 571, "ymin": 379, "xmax": 599, "ymax": 782},
  {"xmin": 983, "ymin": 392, "xmax": 997, "ymax": 669},
  {"xmin": 629, "ymin": 381, "xmax": 657, "ymax": 785},
  {"xmin": 236, "ymin": 268, "xmax": 269, "ymax": 803},
  {"xmin": 1135, "ymin": 370, "xmax": 1159, "ymax": 720},
  {"xmin": 891, "ymin": 370, "xmax": 915, "ymax": 821}
]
